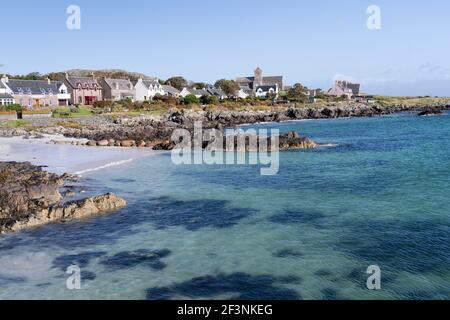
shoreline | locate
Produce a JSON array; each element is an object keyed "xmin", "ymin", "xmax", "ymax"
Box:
[
  {"xmin": 0, "ymin": 135, "xmax": 156, "ymax": 175},
  {"xmin": 1, "ymin": 104, "xmax": 448, "ymax": 173},
  {"xmin": 2, "ymin": 102, "xmax": 449, "ymax": 152}
]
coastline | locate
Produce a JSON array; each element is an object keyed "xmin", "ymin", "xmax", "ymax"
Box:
[
  {"xmin": 0, "ymin": 104, "xmax": 448, "ymax": 234},
  {"xmin": 1, "ymin": 102, "xmax": 449, "ymax": 152}
]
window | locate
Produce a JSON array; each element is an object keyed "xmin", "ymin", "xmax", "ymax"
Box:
[{"xmin": 78, "ymin": 96, "xmax": 82, "ymax": 104}]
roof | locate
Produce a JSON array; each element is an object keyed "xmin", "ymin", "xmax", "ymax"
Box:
[
  {"xmin": 256, "ymin": 85, "xmax": 277, "ymax": 92},
  {"xmin": 6, "ymin": 80, "xmax": 59, "ymax": 95},
  {"xmin": 262, "ymin": 76, "xmax": 283, "ymax": 84},
  {"xmin": 134, "ymin": 79, "xmax": 161, "ymax": 89},
  {"xmin": 190, "ymin": 88, "xmax": 210, "ymax": 96},
  {"xmin": 0, "ymin": 81, "xmax": 6, "ymax": 89},
  {"xmin": 327, "ymin": 85, "xmax": 353, "ymax": 96},
  {"xmin": 0, "ymin": 93, "xmax": 14, "ymax": 99},
  {"xmin": 66, "ymin": 76, "xmax": 100, "ymax": 89},
  {"xmin": 207, "ymin": 88, "xmax": 226, "ymax": 97},
  {"xmin": 104, "ymin": 78, "xmax": 133, "ymax": 91},
  {"xmin": 162, "ymin": 85, "xmax": 180, "ymax": 95},
  {"xmin": 236, "ymin": 75, "xmax": 283, "ymax": 90}
]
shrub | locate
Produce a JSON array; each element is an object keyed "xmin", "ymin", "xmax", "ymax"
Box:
[
  {"xmin": 183, "ymin": 94, "xmax": 200, "ymax": 105},
  {"xmin": 200, "ymin": 95, "xmax": 219, "ymax": 105},
  {"xmin": 93, "ymin": 100, "xmax": 115, "ymax": 109},
  {"xmin": 5, "ymin": 104, "xmax": 22, "ymax": 112}
]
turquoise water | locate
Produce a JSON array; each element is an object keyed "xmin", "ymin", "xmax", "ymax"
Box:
[{"xmin": 0, "ymin": 112, "xmax": 449, "ymax": 300}]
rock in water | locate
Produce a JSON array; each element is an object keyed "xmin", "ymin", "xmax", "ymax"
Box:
[
  {"xmin": 0, "ymin": 162, "xmax": 127, "ymax": 233},
  {"xmin": 418, "ymin": 109, "xmax": 442, "ymax": 116},
  {"xmin": 48, "ymin": 193, "xmax": 127, "ymax": 222}
]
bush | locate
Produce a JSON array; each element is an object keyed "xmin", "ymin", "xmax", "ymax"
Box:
[
  {"xmin": 93, "ymin": 101, "xmax": 115, "ymax": 109},
  {"xmin": 200, "ymin": 95, "xmax": 219, "ymax": 105},
  {"xmin": 5, "ymin": 104, "xmax": 22, "ymax": 112},
  {"xmin": 183, "ymin": 94, "xmax": 200, "ymax": 105}
]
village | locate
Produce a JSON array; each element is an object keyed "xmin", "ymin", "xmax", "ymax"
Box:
[{"xmin": 0, "ymin": 68, "xmax": 368, "ymax": 119}]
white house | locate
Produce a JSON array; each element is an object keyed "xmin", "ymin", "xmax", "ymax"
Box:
[
  {"xmin": 180, "ymin": 88, "xmax": 210, "ymax": 98},
  {"xmin": 236, "ymin": 88, "xmax": 250, "ymax": 99},
  {"xmin": 255, "ymin": 84, "xmax": 279, "ymax": 98},
  {"xmin": 0, "ymin": 76, "xmax": 15, "ymax": 106},
  {"xmin": 134, "ymin": 78, "xmax": 164, "ymax": 101},
  {"xmin": 56, "ymin": 82, "xmax": 71, "ymax": 106}
]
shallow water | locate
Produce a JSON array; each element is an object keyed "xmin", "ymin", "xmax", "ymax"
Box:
[{"xmin": 0, "ymin": 112, "xmax": 449, "ymax": 300}]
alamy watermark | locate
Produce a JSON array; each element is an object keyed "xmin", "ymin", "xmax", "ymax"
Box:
[
  {"xmin": 66, "ymin": 265, "xmax": 82, "ymax": 290},
  {"xmin": 367, "ymin": 5, "xmax": 381, "ymax": 30},
  {"xmin": 171, "ymin": 122, "xmax": 280, "ymax": 176},
  {"xmin": 66, "ymin": 5, "xmax": 81, "ymax": 30},
  {"xmin": 366, "ymin": 265, "xmax": 382, "ymax": 290}
]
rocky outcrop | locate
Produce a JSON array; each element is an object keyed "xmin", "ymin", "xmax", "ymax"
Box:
[
  {"xmin": 418, "ymin": 109, "xmax": 443, "ymax": 116},
  {"xmin": 7, "ymin": 193, "xmax": 127, "ymax": 233},
  {"xmin": 0, "ymin": 162, "xmax": 127, "ymax": 234},
  {"xmin": 279, "ymin": 131, "xmax": 317, "ymax": 150},
  {"xmin": 2, "ymin": 102, "xmax": 449, "ymax": 150},
  {"xmin": 202, "ymin": 131, "xmax": 317, "ymax": 152}
]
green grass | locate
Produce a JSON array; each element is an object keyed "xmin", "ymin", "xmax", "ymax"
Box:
[
  {"xmin": 373, "ymin": 96, "xmax": 450, "ymax": 107},
  {"xmin": 0, "ymin": 120, "xmax": 31, "ymax": 128},
  {"xmin": 52, "ymin": 107, "xmax": 93, "ymax": 118}
]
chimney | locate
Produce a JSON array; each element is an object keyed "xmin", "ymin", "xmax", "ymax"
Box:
[
  {"xmin": 91, "ymin": 72, "xmax": 96, "ymax": 80},
  {"xmin": 65, "ymin": 72, "xmax": 69, "ymax": 80},
  {"xmin": 1, "ymin": 75, "xmax": 8, "ymax": 84},
  {"xmin": 47, "ymin": 77, "xmax": 51, "ymax": 85}
]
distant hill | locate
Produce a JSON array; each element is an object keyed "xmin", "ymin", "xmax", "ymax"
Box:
[
  {"xmin": 6, "ymin": 69, "xmax": 157, "ymax": 82},
  {"xmin": 64, "ymin": 69, "xmax": 152, "ymax": 81}
]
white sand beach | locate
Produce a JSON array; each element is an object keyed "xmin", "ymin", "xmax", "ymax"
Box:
[{"xmin": 0, "ymin": 135, "xmax": 156, "ymax": 175}]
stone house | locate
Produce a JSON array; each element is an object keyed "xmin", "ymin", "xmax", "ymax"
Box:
[
  {"xmin": 100, "ymin": 78, "xmax": 135, "ymax": 101},
  {"xmin": 206, "ymin": 87, "xmax": 227, "ymax": 100},
  {"xmin": 134, "ymin": 78, "xmax": 164, "ymax": 101},
  {"xmin": 327, "ymin": 80, "xmax": 361, "ymax": 99},
  {"xmin": 336, "ymin": 80, "xmax": 360, "ymax": 95},
  {"xmin": 161, "ymin": 85, "xmax": 180, "ymax": 97},
  {"xmin": 1, "ymin": 75, "xmax": 69, "ymax": 109},
  {"xmin": 236, "ymin": 67, "xmax": 283, "ymax": 96},
  {"xmin": 64, "ymin": 73, "xmax": 102, "ymax": 105}
]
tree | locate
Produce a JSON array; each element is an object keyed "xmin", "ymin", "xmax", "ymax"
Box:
[
  {"xmin": 200, "ymin": 95, "xmax": 219, "ymax": 105},
  {"xmin": 214, "ymin": 79, "xmax": 239, "ymax": 97},
  {"xmin": 165, "ymin": 76, "xmax": 188, "ymax": 90},
  {"xmin": 47, "ymin": 72, "xmax": 66, "ymax": 81},
  {"xmin": 287, "ymin": 83, "xmax": 309, "ymax": 102},
  {"xmin": 192, "ymin": 82, "xmax": 207, "ymax": 90},
  {"xmin": 184, "ymin": 94, "xmax": 200, "ymax": 105}
]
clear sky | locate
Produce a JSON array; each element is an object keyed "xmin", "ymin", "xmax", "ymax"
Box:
[{"xmin": 1, "ymin": 0, "xmax": 450, "ymax": 96}]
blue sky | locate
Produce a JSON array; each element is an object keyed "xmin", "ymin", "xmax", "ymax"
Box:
[{"xmin": 1, "ymin": 0, "xmax": 450, "ymax": 96}]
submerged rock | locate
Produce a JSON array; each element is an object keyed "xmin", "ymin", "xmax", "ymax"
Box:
[{"xmin": 0, "ymin": 162, "xmax": 127, "ymax": 234}]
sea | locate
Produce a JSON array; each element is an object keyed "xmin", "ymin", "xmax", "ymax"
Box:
[{"xmin": 0, "ymin": 111, "xmax": 449, "ymax": 300}]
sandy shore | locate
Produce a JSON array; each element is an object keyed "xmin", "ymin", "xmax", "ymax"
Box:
[{"xmin": 0, "ymin": 134, "xmax": 155, "ymax": 175}]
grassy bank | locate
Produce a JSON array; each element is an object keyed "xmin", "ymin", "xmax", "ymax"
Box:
[
  {"xmin": 373, "ymin": 96, "xmax": 449, "ymax": 107},
  {"xmin": 0, "ymin": 120, "xmax": 31, "ymax": 128}
]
